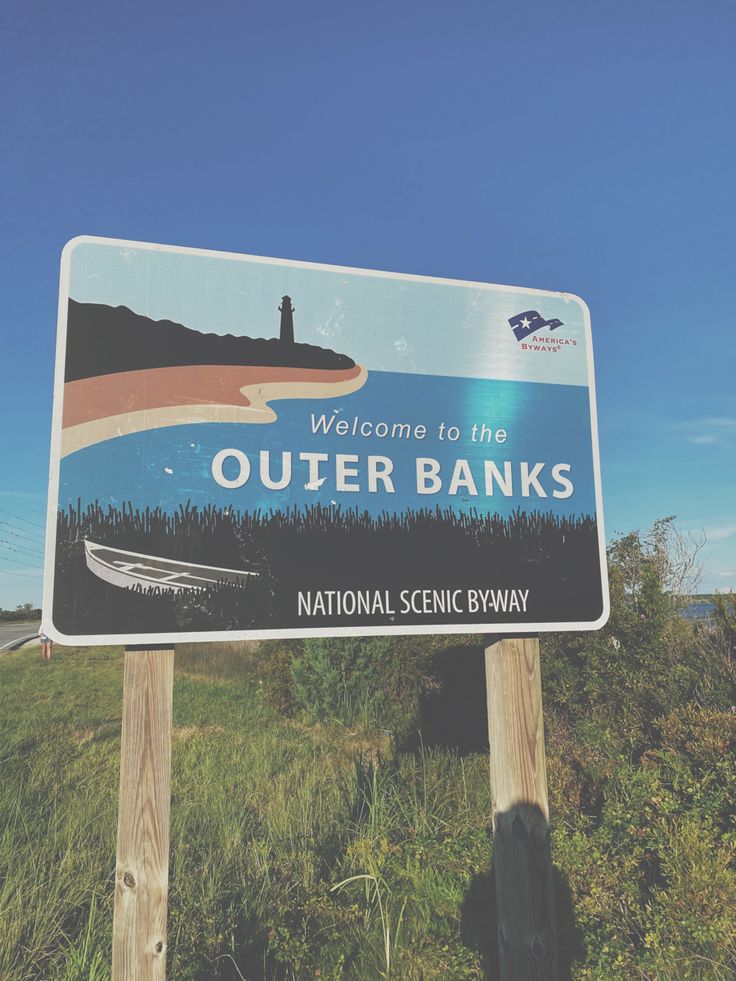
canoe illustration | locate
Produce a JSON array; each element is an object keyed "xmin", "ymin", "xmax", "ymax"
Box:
[{"xmin": 84, "ymin": 539, "xmax": 256, "ymax": 594}]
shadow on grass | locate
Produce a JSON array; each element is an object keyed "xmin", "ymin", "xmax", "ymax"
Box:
[
  {"xmin": 459, "ymin": 809, "xmax": 584, "ymax": 980},
  {"xmin": 402, "ymin": 643, "xmax": 488, "ymax": 756}
]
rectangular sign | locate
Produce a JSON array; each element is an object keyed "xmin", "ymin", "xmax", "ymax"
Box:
[{"xmin": 43, "ymin": 236, "xmax": 609, "ymax": 643}]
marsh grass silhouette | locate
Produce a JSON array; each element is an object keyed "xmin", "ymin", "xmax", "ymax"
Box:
[{"xmin": 53, "ymin": 501, "xmax": 603, "ymax": 635}]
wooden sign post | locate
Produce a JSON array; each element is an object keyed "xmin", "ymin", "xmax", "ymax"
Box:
[
  {"xmin": 43, "ymin": 238, "xmax": 607, "ymax": 978},
  {"xmin": 112, "ymin": 647, "xmax": 175, "ymax": 981},
  {"xmin": 485, "ymin": 636, "xmax": 558, "ymax": 980}
]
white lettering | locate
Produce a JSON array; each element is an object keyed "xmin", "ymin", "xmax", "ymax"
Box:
[
  {"xmin": 260, "ymin": 450, "xmax": 291, "ymax": 490},
  {"xmin": 336, "ymin": 454, "xmax": 360, "ymax": 492},
  {"xmin": 212, "ymin": 448, "xmax": 250, "ymax": 489},
  {"xmin": 448, "ymin": 459, "xmax": 478, "ymax": 496},
  {"xmin": 552, "ymin": 463, "xmax": 574, "ymax": 499},
  {"xmin": 416, "ymin": 457, "xmax": 442, "ymax": 494},
  {"xmin": 310, "ymin": 412, "xmax": 336, "ymax": 434},
  {"xmin": 300, "ymin": 452, "xmax": 329, "ymax": 490},
  {"xmin": 520, "ymin": 462, "xmax": 547, "ymax": 497},
  {"xmin": 368, "ymin": 455, "xmax": 395, "ymax": 493},
  {"xmin": 484, "ymin": 461, "xmax": 513, "ymax": 496}
]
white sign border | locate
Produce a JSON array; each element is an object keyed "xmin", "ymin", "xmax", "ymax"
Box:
[{"xmin": 43, "ymin": 235, "xmax": 610, "ymax": 644}]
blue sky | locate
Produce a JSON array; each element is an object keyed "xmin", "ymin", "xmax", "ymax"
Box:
[{"xmin": 1, "ymin": 0, "xmax": 734, "ymax": 606}]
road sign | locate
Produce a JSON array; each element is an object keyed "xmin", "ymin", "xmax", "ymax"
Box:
[{"xmin": 44, "ymin": 236, "xmax": 609, "ymax": 644}]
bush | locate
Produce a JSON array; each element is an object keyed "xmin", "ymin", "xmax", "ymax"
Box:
[
  {"xmin": 542, "ymin": 521, "xmax": 735, "ymax": 751},
  {"xmin": 289, "ymin": 635, "xmax": 450, "ymax": 736},
  {"xmin": 249, "ymin": 639, "xmax": 299, "ymax": 716},
  {"xmin": 0, "ymin": 603, "xmax": 41, "ymax": 622},
  {"xmin": 291, "ymin": 636, "xmax": 397, "ymax": 728},
  {"xmin": 713, "ymin": 590, "xmax": 736, "ymax": 660}
]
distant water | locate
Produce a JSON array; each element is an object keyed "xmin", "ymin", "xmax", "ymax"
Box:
[
  {"xmin": 59, "ymin": 369, "xmax": 598, "ymax": 520},
  {"xmin": 681, "ymin": 602, "xmax": 716, "ymax": 621}
]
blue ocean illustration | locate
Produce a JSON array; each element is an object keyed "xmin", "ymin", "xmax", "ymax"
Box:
[{"xmin": 59, "ymin": 370, "xmax": 596, "ymax": 521}]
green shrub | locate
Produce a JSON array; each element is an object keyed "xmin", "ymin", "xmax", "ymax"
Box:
[
  {"xmin": 542, "ymin": 521, "xmax": 735, "ymax": 752},
  {"xmin": 288, "ymin": 634, "xmax": 454, "ymax": 737},
  {"xmin": 250, "ymin": 639, "xmax": 299, "ymax": 715},
  {"xmin": 291, "ymin": 636, "xmax": 396, "ymax": 728},
  {"xmin": 641, "ymin": 819, "xmax": 736, "ymax": 979},
  {"xmin": 713, "ymin": 590, "xmax": 736, "ymax": 659}
]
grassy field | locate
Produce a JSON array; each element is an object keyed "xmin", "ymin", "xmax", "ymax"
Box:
[
  {"xmin": 1, "ymin": 616, "xmax": 735, "ymax": 980},
  {"xmin": 0, "ymin": 643, "xmax": 495, "ymax": 980}
]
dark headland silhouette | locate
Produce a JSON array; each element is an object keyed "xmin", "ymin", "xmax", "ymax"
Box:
[{"xmin": 65, "ymin": 298, "xmax": 355, "ymax": 382}]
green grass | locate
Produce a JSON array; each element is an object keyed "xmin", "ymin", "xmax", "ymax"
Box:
[
  {"xmin": 0, "ymin": 644, "xmax": 493, "ymax": 980},
  {"xmin": 2, "ymin": 636, "xmax": 735, "ymax": 980}
]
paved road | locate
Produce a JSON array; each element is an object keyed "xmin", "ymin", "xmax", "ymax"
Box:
[{"xmin": 0, "ymin": 621, "xmax": 41, "ymax": 649}]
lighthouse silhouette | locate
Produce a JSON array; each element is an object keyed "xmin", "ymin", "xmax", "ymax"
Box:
[{"xmin": 279, "ymin": 295, "xmax": 295, "ymax": 344}]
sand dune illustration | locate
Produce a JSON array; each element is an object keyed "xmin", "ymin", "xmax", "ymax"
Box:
[
  {"xmin": 61, "ymin": 363, "xmax": 367, "ymax": 456},
  {"xmin": 60, "ymin": 299, "xmax": 366, "ymax": 456}
]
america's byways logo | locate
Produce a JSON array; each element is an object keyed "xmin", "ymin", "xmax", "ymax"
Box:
[{"xmin": 509, "ymin": 310, "xmax": 564, "ymax": 342}]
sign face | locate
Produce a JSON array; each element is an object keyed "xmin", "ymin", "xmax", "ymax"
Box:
[{"xmin": 44, "ymin": 236, "xmax": 609, "ymax": 644}]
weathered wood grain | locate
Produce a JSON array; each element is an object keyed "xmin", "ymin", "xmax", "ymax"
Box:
[
  {"xmin": 112, "ymin": 648, "xmax": 175, "ymax": 980},
  {"xmin": 485, "ymin": 636, "xmax": 558, "ymax": 981}
]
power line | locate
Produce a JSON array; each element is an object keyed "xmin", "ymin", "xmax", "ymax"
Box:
[
  {"xmin": 0, "ymin": 555, "xmax": 44, "ymax": 571},
  {"xmin": 0, "ymin": 541, "xmax": 45, "ymax": 560},
  {"xmin": 0, "ymin": 536, "xmax": 44, "ymax": 553},
  {"xmin": 0, "ymin": 517, "xmax": 45, "ymax": 538},
  {"xmin": 0, "ymin": 524, "xmax": 45, "ymax": 547},
  {"xmin": 0, "ymin": 568, "xmax": 43, "ymax": 580},
  {"xmin": 1, "ymin": 537, "xmax": 43, "ymax": 554},
  {"xmin": 0, "ymin": 528, "xmax": 45, "ymax": 552},
  {"xmin": 0, "ymin": 508, "xmax": 45, "ymax": 531},
  {"xmin": 0, "ymin": 496, "xmax": 46, "ymax": 520},
  {"xmin": 0, "ymin": 528, "xmax": 46, "ymax": 552}
]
